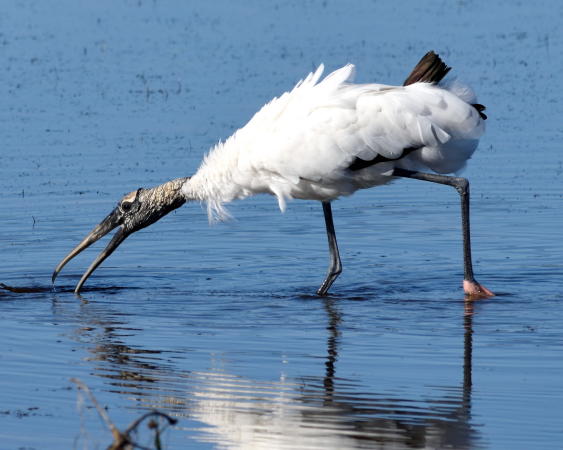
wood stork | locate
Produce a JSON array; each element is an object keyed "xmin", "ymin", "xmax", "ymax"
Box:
[{"xmin": 52, "ymin": 51, "xmax": 494, "ymax": 298}]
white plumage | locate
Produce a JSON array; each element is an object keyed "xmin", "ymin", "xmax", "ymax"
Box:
[{"xmin": 183, "ymin": 62, "xmax": 484, "ymax": 221}]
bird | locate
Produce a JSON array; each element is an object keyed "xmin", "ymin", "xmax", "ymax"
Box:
[{"xmin": 52, "ymin": 51, "xmax": 494, "ymax": 298}]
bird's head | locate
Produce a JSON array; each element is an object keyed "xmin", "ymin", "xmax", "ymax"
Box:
[{"xmin": 52, "ymin": 177, "xmax": 189, "ymax": 293}]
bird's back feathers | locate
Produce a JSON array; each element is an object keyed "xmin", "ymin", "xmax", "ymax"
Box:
[{"xmin": 184, "ymin": 58, "xmax": 485, "ymax": 221}]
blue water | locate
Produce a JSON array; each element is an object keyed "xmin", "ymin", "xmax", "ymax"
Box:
[{"xmin": 1, "ymin": 1, "xmax": 562, "ymax": 448}]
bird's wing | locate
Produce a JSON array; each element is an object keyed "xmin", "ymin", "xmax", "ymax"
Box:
[
  {"xmin": 241, "ymin": 72, "xmax": 484, "ymax": 182},
  {"xmin": 237, "ymin": 65, "xmax": 387, "ymax": 179},
  {"xmin": 241, "ymin": 63, "xmax": 356, "ymax": 130},
  {"xmin": 196, "ymin": 65, "xmax": 485, "ymax": 216}
]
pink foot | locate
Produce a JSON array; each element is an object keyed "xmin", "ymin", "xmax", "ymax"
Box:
[{"xmin": 463, "ymin": 279, "xmax": 495, "ymax": 300}]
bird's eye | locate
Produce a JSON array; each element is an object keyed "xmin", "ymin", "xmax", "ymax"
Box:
[{"xmin": 121, "ymin": 201, "xmax": 133, "ymax": 212}]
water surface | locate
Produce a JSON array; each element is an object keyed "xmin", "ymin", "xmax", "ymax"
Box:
[{"xmin": 1, "ymin": 1, "xmax": 562, "ymax": 448}]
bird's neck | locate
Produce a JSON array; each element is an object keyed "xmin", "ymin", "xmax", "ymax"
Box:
[
  {"xmin": 146, "ymin": 177, "xmax": 191, "ymax": 219},
  {"xmin": 152, "ymin": 177, "xmax": 191, "ymax": 208}
]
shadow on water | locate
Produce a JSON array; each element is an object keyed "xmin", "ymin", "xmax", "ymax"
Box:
[
  {"xmin": 57, "ymin": 293, "xmax": 483, "ymax": 449},
  {"xmin": 0, "ymin": 282, "xmax": 132, "ymax": 297},
  {"xmin": 0, "ymin": 283, "xmax": 54, "ymax": 295}
]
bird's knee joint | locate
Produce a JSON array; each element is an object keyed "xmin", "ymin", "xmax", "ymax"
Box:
[
  {"xmin": 454, "ymin": 178, "xmax": 469, "ymax": 195},
  {"xmin": 330, "ymin": 265, "xmax": 342, "ymax": 277}
]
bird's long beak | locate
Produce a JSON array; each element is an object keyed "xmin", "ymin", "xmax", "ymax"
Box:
[
  {"xmin": 53, "ymin": 178, "xmax": 188, "ymax": 294},
  {"xmin": 52, "ymin": 208, "xmax": 128, "ymax": 293}
]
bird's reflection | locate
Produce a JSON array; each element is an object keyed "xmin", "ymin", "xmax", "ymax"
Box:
[
  {"xmin": 322, "ymin": 298, "xmax": 341, "ymax": 401},
  {"xmin": 295, "ymin": 299, "xmax": 478, "ymax": 449},
  {"xmin": 58, "ymin": 295, "xmax": 481, "ymax": 449},
  {"xmin": 463, "ymin": 301, "xmax": 474, "ymax": 408}
]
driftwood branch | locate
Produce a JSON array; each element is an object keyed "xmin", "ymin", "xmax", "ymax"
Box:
[{"xmin": 71, "ymin": 378, "xmax": 177, "ymax": 450}]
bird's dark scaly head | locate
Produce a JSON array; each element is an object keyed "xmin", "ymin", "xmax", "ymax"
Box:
[{"xmin": 52, "ymin": 177, "xmax": 189, "ymax": 293}]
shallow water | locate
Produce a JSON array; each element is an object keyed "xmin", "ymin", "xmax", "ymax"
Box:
[{"xmin": 1, "ymin": 1, "xmax": 562, "ymax": 449}]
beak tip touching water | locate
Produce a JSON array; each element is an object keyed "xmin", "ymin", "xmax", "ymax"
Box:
[{"xmin": 52, "ymin": 181, "xmax": 187, "ymax": 293}]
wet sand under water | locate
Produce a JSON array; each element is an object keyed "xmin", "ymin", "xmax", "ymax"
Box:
[{"xmin": 1, "ymin": 1, "xmax": 563, "ymax": 449}]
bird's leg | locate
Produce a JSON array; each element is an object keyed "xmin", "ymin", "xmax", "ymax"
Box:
[
  {"xmin": 392, "ymin": 168, "xmax": 494, "ymax": 299},
  {"xmin": 317, "ymin": 201, "xmax": 343, "ymax": 296}
]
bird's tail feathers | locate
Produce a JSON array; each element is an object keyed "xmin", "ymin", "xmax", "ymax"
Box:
[
  {"xmin": 405, "ymin": 52, "xmax": 487, "ymax": 120},
  {"xmin": 403, "ymin": 51, "xmax": 451, "ymax": 86}
]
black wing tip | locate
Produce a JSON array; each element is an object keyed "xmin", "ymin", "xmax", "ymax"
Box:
[
  {"xmin": 348, "ymin": 147, "xmax": 422, "ymax": 172},
  {"xmin": 472, "ymin": 103, "xmax": 488, "ymax": 120}
]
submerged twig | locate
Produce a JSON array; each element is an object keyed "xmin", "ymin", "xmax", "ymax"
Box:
[
  {"xmin": 70, "ymin": 378, "xmax": 177, "ymax": 450},
  {"xmin": 71, "ymin": 378, "xmax": 126, "ymax": 447}
]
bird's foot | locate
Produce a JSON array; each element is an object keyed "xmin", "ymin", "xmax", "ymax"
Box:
[{"xmin": 463, "ymin": 279, "xmax": 494, "ymax": 300}]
